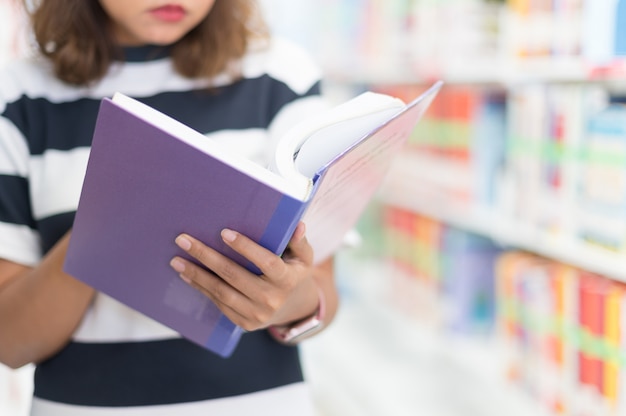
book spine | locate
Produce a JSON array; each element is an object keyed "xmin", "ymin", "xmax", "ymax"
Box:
[
  {"xmin": 604, "ymin": 285, "xmax": 621, "ymax": 410},
  {"xmin": 204, "ymin": 316, "xmax": 244, "ymax": 358},
  {"xmin": 255, "ymin": 195, "xmax": 309, "ymax": 272}
]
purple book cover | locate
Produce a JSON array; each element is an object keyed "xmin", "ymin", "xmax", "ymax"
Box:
[{"xmin": 64, "ymin": 99, "xmax": 307, "ymax": 358}]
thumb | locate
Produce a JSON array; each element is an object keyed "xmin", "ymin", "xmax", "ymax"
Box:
[{"xmin": 284, "ymin": 222, "xmax": 313, "ymax": 266}]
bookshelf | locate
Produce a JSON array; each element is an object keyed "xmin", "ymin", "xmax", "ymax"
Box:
[
  {"xmin": 311, "ymin": 0, "xmax": 626, "ymax": 283},
  {"xmin": 301, "ymin": 250, "xmax": 549, "ymax": 416},
  {"xmin": 379, "ymin": 153, "xmax": 626, "ymax": 282},
  {"xmin": 1, "ymin": 1, "xmax": 625, "ymax": 415},
  {"xmin": 275, "ymin": 0, "xmax": 626, "ymax": 415}
]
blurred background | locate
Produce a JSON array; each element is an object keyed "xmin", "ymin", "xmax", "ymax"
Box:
[{"xmin": 4, "ymin": 0, "xmax": 626, "ymax": 415}]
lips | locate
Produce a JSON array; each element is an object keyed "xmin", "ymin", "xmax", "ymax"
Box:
[{"xmin": 150, "ymin": 4, "xmax": 186, "ymax": 22}]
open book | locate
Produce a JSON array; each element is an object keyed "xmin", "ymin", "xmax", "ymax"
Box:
[{"xmin": 64, "ymin": 81, "xmax": 442, "ymax": 357}]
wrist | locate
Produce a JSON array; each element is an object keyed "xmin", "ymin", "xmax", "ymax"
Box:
[{"xmin": 268, "ymin": 287, "xmax": 326, "ymax": 345}]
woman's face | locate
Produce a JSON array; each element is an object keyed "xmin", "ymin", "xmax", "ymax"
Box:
[{"xmin": 98, "ymin": 0, "xmax": 217, "ymax": 46}]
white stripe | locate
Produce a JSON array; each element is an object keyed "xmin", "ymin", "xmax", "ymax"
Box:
[
  {"xmin": 30, "ymin": 382, "xmax": 315, "ymax": 416},
  {"xmin": 0, "ymin": 57, "xmax": 77, "ymax": 109},
  {"xmin": 205, "ymin": 128, "xmax": 269, "ymax": 166},
  {"xmin": 0, "ymin": 116, "xmax": 29, "ymax": 176},
  {"xmin": 243, "ymin": 37, "xmax": 322, "ymax": 95},
  {"xmin": 88, "ymin": 60, "xmax": 211, "ymax": 99},
  {"xmin": 72, "ymin": 293, "xmax": 179, "ymax": 343},
  {"xmin": 0, "ymin": 222, "xmax": 41, "ymax": 266},
  {"xmin": 30, "ymin": 148, "xmax": 90, "ymax": 220},
  {"xmin": 0, "ymin": 38, "xmax": 320, "ymax": 109},
  {"xmin": 0, "ymin": 57, "xmax": 207, "ymax": 108}
]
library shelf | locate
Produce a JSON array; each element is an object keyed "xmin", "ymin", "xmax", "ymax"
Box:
[
  {"xmin": 301, "ymin": 253, "xmax": 548, "ymax": 416},
  {"xmin": 323, "ymin": 56, "xmax": 626, "ymax": 88},
  {"xmin": 379, "ymin": 153, "xmax": 626, "ymax": 283}
]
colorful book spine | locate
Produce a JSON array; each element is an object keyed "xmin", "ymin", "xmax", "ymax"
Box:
[
  {"xmin": 494, "ymin": 253, "xmax": 626, "ymax": 415},
  {"xmin": 381, "ymin": 206, "xmax": 501, "ymax": 334},
  {"xmin": 603, "ymin": 283, "xmax": 622, "ymax": 411},
  {"xmin": 438, "ymin": 225, "xmax": 501, "ymax": 335},
  {"xmin": 381, "ymin": 207, "xmax": 626, "ymax": 414},
  {"xmin": 618, "ymin": 287, "xmax": 626, "ymax": 414},
  {"xmin": 576, "ymin": 102, "xmax": 626, "ymax": 252}
]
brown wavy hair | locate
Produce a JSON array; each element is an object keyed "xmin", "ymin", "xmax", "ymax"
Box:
[{"xmin": 24, "ymin": 0, "xmax": 269, "ymax": 86}]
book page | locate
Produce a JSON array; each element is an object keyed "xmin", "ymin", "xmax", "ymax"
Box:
[
  {"xmin": 302, "ymin": 82, "xmax": 442, "ymax": 263},
  {"xmin": 294, "ymin": 105, "xmax": 404, "ymax": 178},
  {"xmin": 303, "ymin": 126, "xmax": 407, "ymax": 263},
  {"xmin": 269, "ymin": 92, "xmax": 405, "ymax": 190}
]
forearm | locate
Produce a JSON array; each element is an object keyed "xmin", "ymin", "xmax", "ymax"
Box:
[{"xmin": 0, "ymin": 234, "xmax": 95, "ymax": 368}]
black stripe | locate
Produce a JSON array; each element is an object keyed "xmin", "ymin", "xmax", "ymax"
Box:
[
  {"xmin": 3, "ymin": 96, "xmax": 101, "ymax": 155},
  {"xmin": 141, "ymin": 76, "xmax": 322, "ymax": 133},
  {"xmin": 3, "ymin": 77, "xmax": 321, "ymax": 156},
  {"xmin": 0, "ymin": 174, "xmax": 35, "ymax": 228},
  {"xmin": 34, "ymin": 332, "xmax": 303, "ymax": 406}
]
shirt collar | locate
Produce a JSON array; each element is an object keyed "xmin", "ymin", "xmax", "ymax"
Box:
[{"xmin": 119, "ymin": 45, "xmax": 171, "ymax": 62}]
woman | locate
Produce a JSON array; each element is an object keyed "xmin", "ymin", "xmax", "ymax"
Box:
[{"xmin": 0, "ymin": 1, "xmax": 339, "ymax": 414}]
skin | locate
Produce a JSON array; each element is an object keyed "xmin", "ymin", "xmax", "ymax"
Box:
[
  {"xmin": 0, "ymin": 0, "xmax": 338, "ymax": 369},
  {"xmin": 98, "ymin": 0, "xmax": 217, "ymax": 46},
  {"xmin": 0, "ymin": 234, "xmax": 95, "ymax": 368},
  {"xmin": 170, "ymin": 223, "xmax": 337, "ymax": 331}
]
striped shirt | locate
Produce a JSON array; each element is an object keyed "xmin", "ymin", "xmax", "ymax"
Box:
[{"xmin": 0, "ymin": 38, "xmax": 327, "ymax": 415}]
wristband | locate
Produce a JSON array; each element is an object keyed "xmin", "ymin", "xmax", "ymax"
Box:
[{"xmin": 268, "ymin": 288, "xmax": 326, "ymax": 345}]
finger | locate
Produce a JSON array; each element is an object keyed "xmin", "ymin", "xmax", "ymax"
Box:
[
  {"xmin": 170, "ymin": 257, "xmax": 258, "ymax": 331},
  {"xmin": 170, "ymin": 256, "xmax": 276, "ymax": 331},
  {"xmin": 283, "ymin": 222, "xmax": 313, "ymax": 266},
  {"xmin": 220, "ymin": 228, "xmax": 288, "ymax": 281},
  {"xmin": 174, "ymin": 233, "xmax": 257, "ymax": 293},
  {"xmin": 169, "ymin": 255, "xmax": 241, "ymax": 300},
  {"xmin": 169, "ymin": 255, "xmax": 255, "ymax": 316}
]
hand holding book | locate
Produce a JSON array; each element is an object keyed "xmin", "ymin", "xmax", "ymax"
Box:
[{"xmin": 168, "ymin": 222, "xmax": 323, "ymax": 334}]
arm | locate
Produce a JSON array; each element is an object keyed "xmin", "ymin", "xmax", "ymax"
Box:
[
  {"xmin": 0, "ymin": 233, "xmax": 95, "ymax": 368},
  {"xmin": 169, "ymin": 222, "xmax": 339, "ymax": 340}
]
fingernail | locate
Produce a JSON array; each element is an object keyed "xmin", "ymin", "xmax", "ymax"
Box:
[
  {"xmin": 170, "ymin": 258, "xmax": 185, "ymax": 273},
  {"xmin": 175, "ymin": 235, "xmax": 192, "ymax": 251},
  {"xmin": 221, "ymin": 228, "xmax": 237, "ymax": 243}
]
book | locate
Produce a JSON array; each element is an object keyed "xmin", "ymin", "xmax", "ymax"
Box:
[{"xmin": 64, "ymin": 81, "xmax": 443, "ymax": 357}]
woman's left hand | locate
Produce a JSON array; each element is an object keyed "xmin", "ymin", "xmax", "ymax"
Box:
[{"xmin": 169, "ymin": 222, "xmax": 320, "ymax": 331}]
